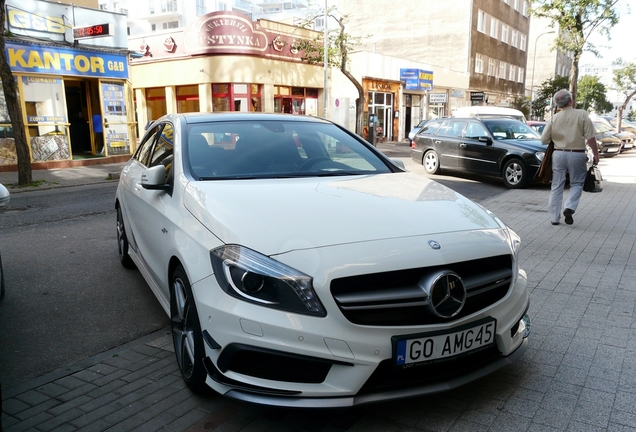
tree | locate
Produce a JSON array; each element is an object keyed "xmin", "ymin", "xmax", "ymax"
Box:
[
  {"xmin": 530, "ymin": 0, "xmax": 620, "ymax": 107},
  {"xmin": 531, "ymin": 75, "xmax": 570, "ymax": 120},
  {"xmin": 293, "ymin": 7, "xmax": 366, "ymax": 134},
  {"xmin": 577, "ymin": 74, "xmax": 613, "ymax": 113},
  {"xmin": 612, "ymin": 61, "xmax": 636, "ymax": 132},
  {"xmin": 0, "ymin": 0, "xmax": 32, "ymax": 185},
  {"xmin": 511, "ymin": 96, "xmax": 530, "ymax": 119}
]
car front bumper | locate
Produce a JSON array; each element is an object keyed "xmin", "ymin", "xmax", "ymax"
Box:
[{"xmin": 191, "ymin": 234, "xmax": 531, "ymax": 407}]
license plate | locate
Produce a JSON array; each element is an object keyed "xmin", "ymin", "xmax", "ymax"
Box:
[
  {"xmin": 607, "ymin": 147, "xmax": 619, "ymax": 152},
  {"xmin": 394, "ymin": 319, "xmax": 496, "ymax": 366}
]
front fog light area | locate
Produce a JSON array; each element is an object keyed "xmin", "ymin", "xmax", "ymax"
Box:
[
  {"xmin": 211, "ymin": 245, "xmax": 326, "ymax": 316},
  {"xmin": 511, "ymin": 314, "xmax": 531, "ymax": 339}
]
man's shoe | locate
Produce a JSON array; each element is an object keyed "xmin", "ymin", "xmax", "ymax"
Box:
[
  {"xmin": 563, "ymin": 208, "xmax": 574, "ymax": 225},
  {"xmin": 551, "ymin": 222, "xmax": 560, "ymax": 225}
]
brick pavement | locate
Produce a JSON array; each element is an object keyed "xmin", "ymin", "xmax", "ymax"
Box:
[{"xmin": 2, "ymin": 153, "xmax": 636, "ymax": 431}]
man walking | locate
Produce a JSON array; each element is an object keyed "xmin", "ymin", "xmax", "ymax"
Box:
[{"xmin": 541, "ymin": 89, "xmax": 600, "ymax": 225}]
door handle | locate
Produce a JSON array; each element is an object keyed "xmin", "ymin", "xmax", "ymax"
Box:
[{"xmin": 459, "ymin": 143, "xmax": 467, "ymax": 148}]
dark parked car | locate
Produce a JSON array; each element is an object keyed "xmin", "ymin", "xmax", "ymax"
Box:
[
  {"xmin": 590, "ymin": 122, "xmax": 624, "ymax": 157},
  {"xmin": 592, "ymin": 119, "xmax": 634, "ymax": 152},
  {"xmin": 410, "ymin": 117, "xmax": 546, "ymax": 188},
  {"xmin": 527, "ymin": 121, "xmax": 546, "ymax": 134},
  {"xmin": 408, "ymin": 119, "xmax": 429, "ymax": 143}
]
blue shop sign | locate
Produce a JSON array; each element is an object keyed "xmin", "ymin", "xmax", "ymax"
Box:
[
  {"xmin": 400, "ymin": 68, "xmax": 434, "ymax": 91},
  {"xmin": 5, "ymin": 42, "xmax": 128, "ymax": 79}
]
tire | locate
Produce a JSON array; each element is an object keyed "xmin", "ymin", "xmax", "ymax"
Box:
[
  {"xmin": 116, "ymin": 206, "xmax": 135, "ymax": 269},
  {"xmin": 170, "ymin": 265, "xmax": 208, "ymax": 393},
  {"xmin": 502, "ymin": 158, "xmax": 527, "ymax": 189},
  {"xmin": 423, "ymin": 150, "xmax": 441, "ymax": 174}
]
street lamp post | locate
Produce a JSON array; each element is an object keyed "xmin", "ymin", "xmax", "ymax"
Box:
[{"xmin": 530, "ymin": 30, "xmax": 556, "ymax": 119}]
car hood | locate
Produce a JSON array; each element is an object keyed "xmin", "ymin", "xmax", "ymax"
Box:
[
  {"xmin": 597, "ymin": 133, "xmax": 621, "ymax": 142},
  {"xmin": 183, "ymin": 172, "xmax": 501, "ymax": 255}
]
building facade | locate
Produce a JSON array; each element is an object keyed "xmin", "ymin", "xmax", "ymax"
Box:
[
  {"xmin": 128, "ymin": 11, "xmax": 326, "ymax": 133},
  {"xmin": 525, "ymin": 16, "xmax": 573, "ymax": 103},
  {"xmin": 0, "ymin": 0, "xmax": 134, "ymax": 169},
  {"xmin": 334, "ymin": 0, "xmax": 531, "ymax": 115}
]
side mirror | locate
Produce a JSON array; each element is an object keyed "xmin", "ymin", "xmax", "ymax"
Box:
[
  {"xmin": 478, "ymin": 136, "xmax": 493, "ymax": 145},
  {"xmin": 0, "ymin": 183, "xmax": 9, "ymax": 207},
  {"xmin": 141, "ymin": 165, "xmax": 170, "ymax": 191}
]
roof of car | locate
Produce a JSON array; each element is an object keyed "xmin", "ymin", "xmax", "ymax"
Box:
[{"xmin": 153, "ymin": 112, "xmax": 333, "ymax": 125}]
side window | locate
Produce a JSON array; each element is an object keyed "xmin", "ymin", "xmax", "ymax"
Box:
[
  {"xmin": 149, "ymin": 123, "xmax": 174, "ymax": 168},
  {"xmin": 441, "ymin": 120, "xmax": 466, "ymax": 138},
  {"xmin": 421, "ymin": 120, "xmax": 442, "ymax": 135},
  {"xmin": 135, "ymin": 126, "xmax": 160, "ymax": 166},
  {"xmin": 465, "ymin": 122, "xmax": 489, "ymax": 139}
]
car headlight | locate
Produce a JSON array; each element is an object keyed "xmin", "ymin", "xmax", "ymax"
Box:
[
  {"xmin": 210, "ymin": 245, "xmax": 326, "ymax": 317},
  {"xmin": 480, "ymin": 208, "xmax": 522, "ymax": 284},
  {"xmin": 535, "ymin": 151, "xmax": 545, "ymax": 162}
]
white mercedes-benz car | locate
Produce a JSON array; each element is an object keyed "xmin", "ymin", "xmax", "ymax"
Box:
[{"xmin": 115, "ymin": 113, "xmax": 530, "ymax": 407}]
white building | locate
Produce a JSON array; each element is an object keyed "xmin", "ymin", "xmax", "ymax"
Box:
[{"xmin": 97, "ymin": 0, "xmax": 310, "ymax": 35}]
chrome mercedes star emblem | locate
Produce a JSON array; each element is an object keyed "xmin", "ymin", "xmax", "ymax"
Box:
[{"xmin": 426, "ymin": 271, "xmax": 466, "ymax": 318}]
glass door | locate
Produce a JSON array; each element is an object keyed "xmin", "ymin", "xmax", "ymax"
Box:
[{"xmin": 99, "ymin": 80, "xmax": 136, "ymax": 156}]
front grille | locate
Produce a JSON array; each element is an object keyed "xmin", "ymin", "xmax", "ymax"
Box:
[
  {"xmin": 331, "ymin": 255, "xmax": 512, "ymax": 326},
  {"xmin": 358, "ymin": 345, "xmax": 502, "ymax": 395}
]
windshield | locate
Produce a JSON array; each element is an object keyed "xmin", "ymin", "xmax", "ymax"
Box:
[
  {"xmin": 482, "ymin": 119, "xmax": 541, "ymax": 140},
  {"xmin": 186, "ymin": 120, "xmax": 393, "ymax": 180}
]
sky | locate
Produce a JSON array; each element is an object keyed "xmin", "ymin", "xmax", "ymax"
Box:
[{"xmin": 580, "ymin": 0, "xmax": 636, "ymax": 65}]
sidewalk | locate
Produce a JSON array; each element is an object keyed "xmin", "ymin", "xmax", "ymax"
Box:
[
  {"xmin": 0, "ymin": 162, "xmax": 127, "ymax": 194},
  {"xmin": 3, "ymin": 155, "xmax": 636, "ymax": 431}
]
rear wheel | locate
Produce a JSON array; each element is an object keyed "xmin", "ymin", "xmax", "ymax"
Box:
[
  {"xmin": 423, "ymin": 150, "xmax": 441, "ymax": 174},
  {"xmin": 502, "ymin": 158, "xmax": 527, "ymax": 189},
  {"xmin": 171, "ymin": 265, "xmax": 208, "ymax": 393},
  {"xmin": 116, "ymin": 206, "xmax": 135, "ymax": 269}
]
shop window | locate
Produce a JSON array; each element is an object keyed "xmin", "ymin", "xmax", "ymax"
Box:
[
  {"xmin": 176, "ymin": 85, "xmax": 200, "ymax": 113},
  {"xmin": 22, "ymin": 76, "xmax": 70, "ymax": 162},
  {"xmin": 146, "ymin": 87, "xmax": 166, "ymax": 122},
  {"xmin": 0, "ymin": 80, "xmax": 16, "ymax": 166},
  {"xmin": 274, "ymin": 86, "xmax": 318, "ymax": 115},
  {"xmin": 212, "ymin": 83, "xmax": 261, "ymax": 112}
]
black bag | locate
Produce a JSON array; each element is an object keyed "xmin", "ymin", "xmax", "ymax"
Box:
[{"xmin": 583, "ymin": 165, "xmax": 603, "ymax": 193}]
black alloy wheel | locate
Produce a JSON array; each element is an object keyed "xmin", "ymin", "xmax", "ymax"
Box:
[
  {"xmin": 170, "ymin": 264, "xmax": 208, "ymax": 393},
  {"xmin": 502, "ymin": 158, "xmax": 527, "ymax": 189},
  {"xmin": 116, "ymin": 206, "xmax": 135, "ymax": 269}
]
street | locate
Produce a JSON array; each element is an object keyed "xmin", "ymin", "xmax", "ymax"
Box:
[{"xmin": 0, "ymin": 184, "xmax": 168, "ymax": 389}]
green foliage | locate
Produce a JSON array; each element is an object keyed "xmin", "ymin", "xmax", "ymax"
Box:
[
  {"xmin": 529, "ymin": 0, "xmax": 620, "ymax": 102},
  {"xmin": 612, "ymin": 61, "xmax": 636, "ymax": 116},
  {"xmin": 577, "ymin": 75, "xmax": 613, "ymax": 113},
  {"xmin": 511, "ymin": 96, "xmax": 530, "ymax": 119},
  {"xmin": 531, "ymin": 75, "xmax": 570, "ymax": 120}
]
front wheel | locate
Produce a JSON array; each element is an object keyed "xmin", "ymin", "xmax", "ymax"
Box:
[
  {"xmin": 502, "ymin": 158, "xmax": 527, "ymax": 189},
  {"xmin": 171, "ymin": 265, "xmax": 208, "ymax": 393},
  {"xmin": 423, "ymin": 150, "xmax": 441, "ymax": 174}
]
